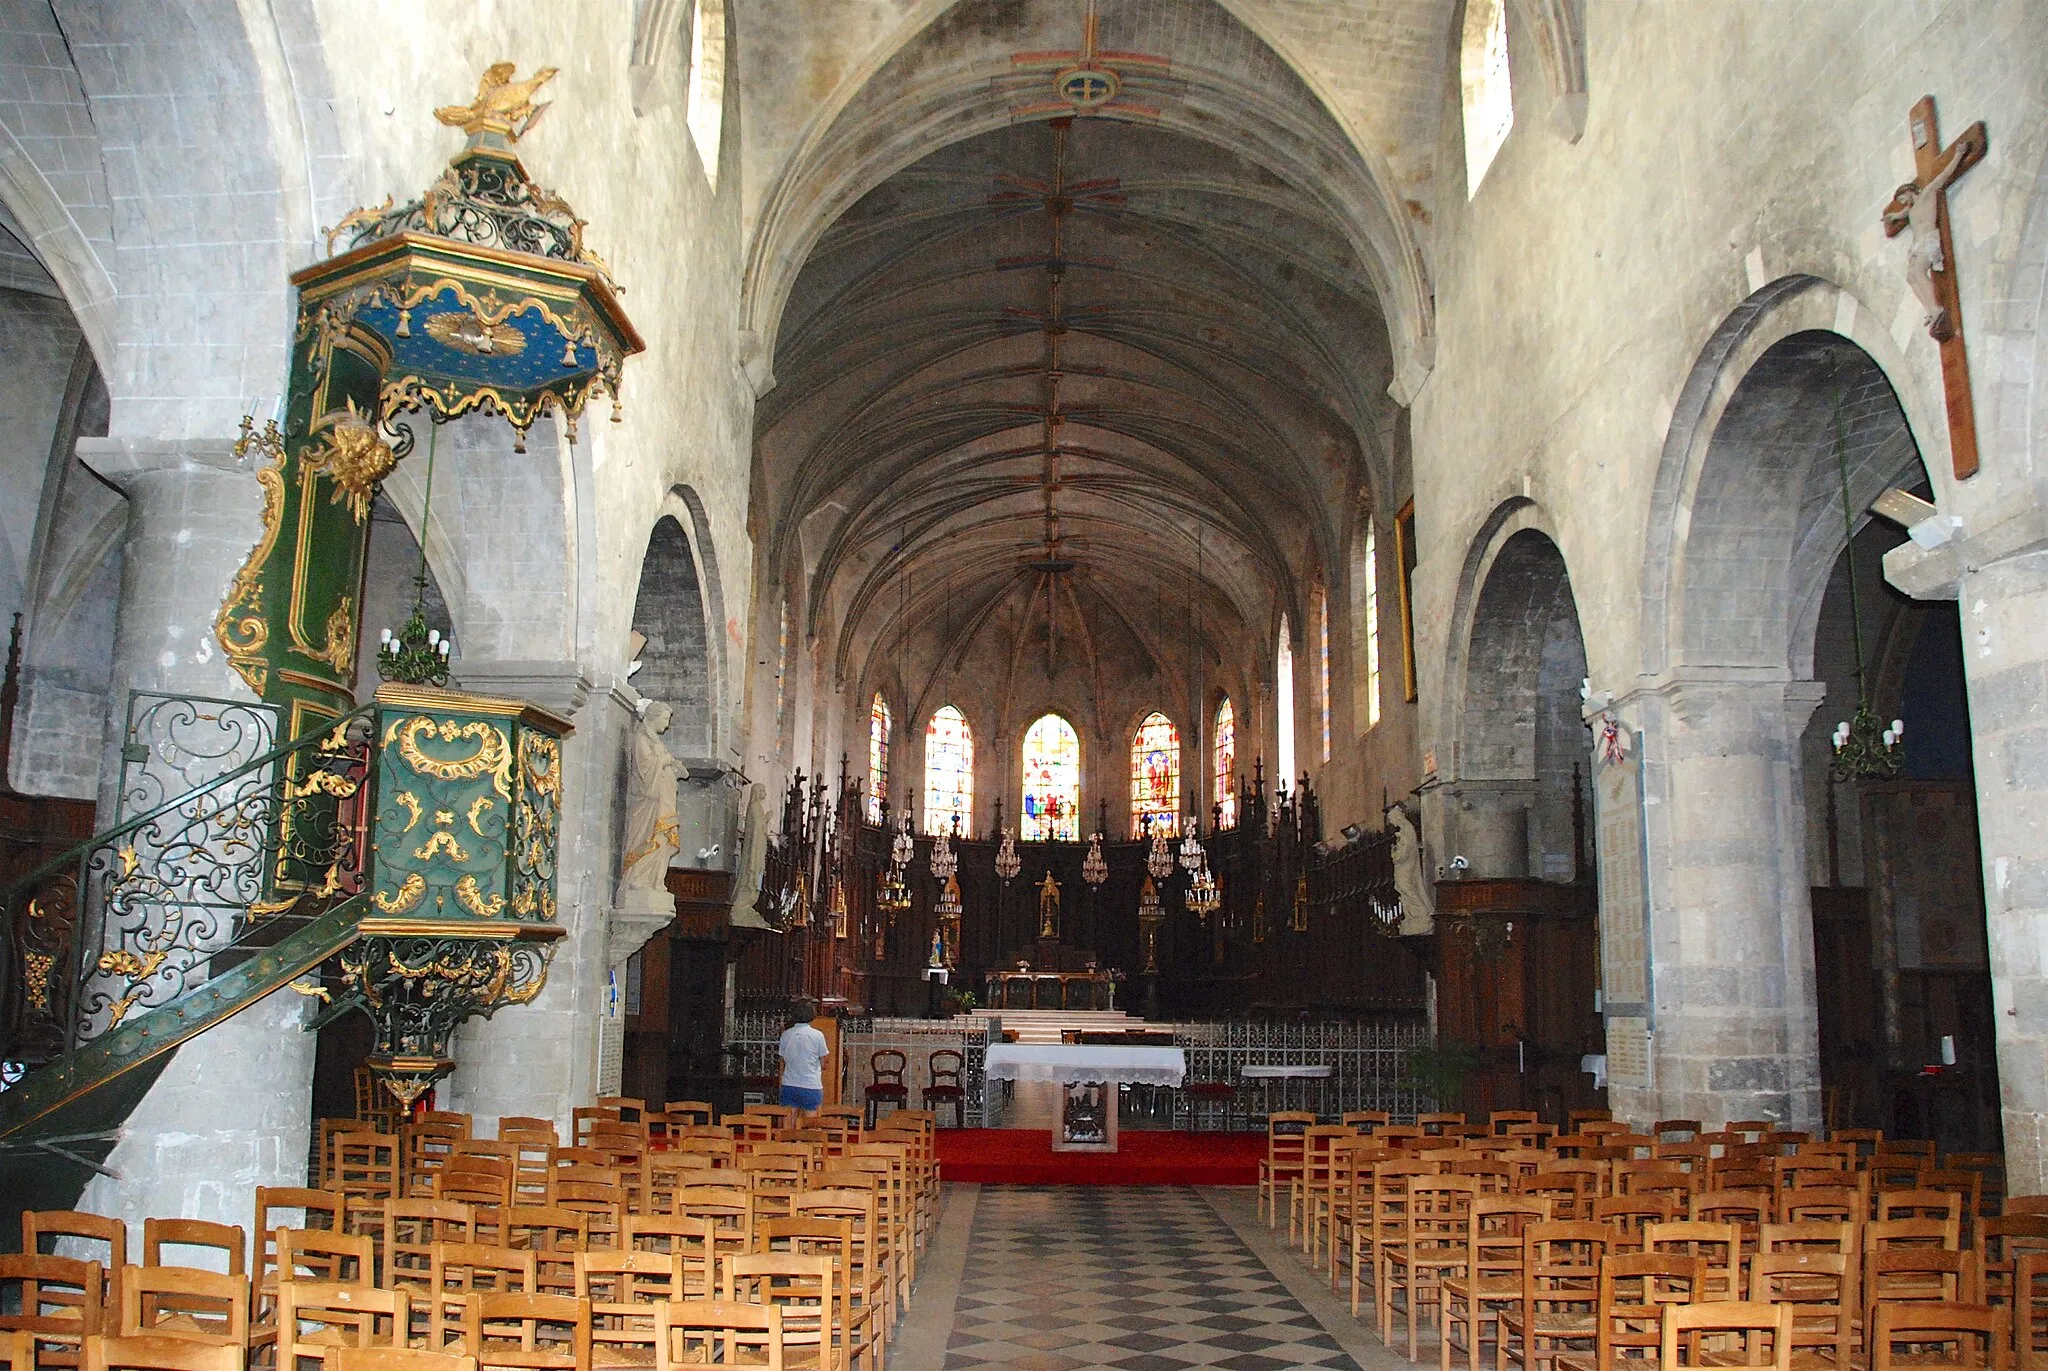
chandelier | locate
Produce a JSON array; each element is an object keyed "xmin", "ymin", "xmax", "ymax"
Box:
[
  {"xmin": 1831, "ymin": 703, "xmax": 1904, "ymax": 781},
  {"xmin": 877, "ymin": 866, "xmax": 910, "ymax": 917},
  {"xmin": 1177, "ymin": 825, "xmax": 1205, "ymax": 874},
  {"xmin": 1145, "ymin": 820, "xmax": 1174, "ymax": 882},
  {"xmin": 374, "ymin": 418, "xmax": 454, "ymax": 688},
  {"xmin": 930, "ymin": 821, "xmax": 957, "ymax": 882},
  {"xmin": 891, "ymin": 808, "xmax": 915, "ymax": 870},
  {"xmin": 1082, "ymin": 831, "xmax": 1108, "ymax": 888},
  {"xmin": 1188, "ymin": 861, "xmax": 1220, "ymax": 920},
  {"xmin": 994, "ymin": 827, "xmax": 1022, "ymax": 882}
]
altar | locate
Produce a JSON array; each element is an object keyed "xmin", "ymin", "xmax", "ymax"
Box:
[{"xmin": 983, "ymin": 1043, "xmax": 1187, "ymax": 1152}]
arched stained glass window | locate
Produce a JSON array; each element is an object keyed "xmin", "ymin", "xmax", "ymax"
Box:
[
  {"xmin": 1354, "ymin": 520, "xmax": 1382, "ymax": 732},
  {"xmin": 1130, "ymin": 712, "xmax": 1181, "ymax": 837},
  {"xmin": 1020, "ymin": 714, "xmax": 1081, "ymax": 842},
  {"xmin": 1277, "ymin": 616, "xmax": 1297, "ymax": 784},
  {"xmin": 1214, "ymin": 697, "xmax": 1237, "ymax": 828},
  {"xmin": 923, "ymin": 705, "xmax": 973, "ymax": 835},
  {"xmin": 867, "ymin": 694, "xmax": 891, "ymax": 823}
]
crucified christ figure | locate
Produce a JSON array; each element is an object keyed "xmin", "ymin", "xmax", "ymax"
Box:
[{"xmin": 1885, "ymin": 135, "xmax": 1975, "ymax": 341}]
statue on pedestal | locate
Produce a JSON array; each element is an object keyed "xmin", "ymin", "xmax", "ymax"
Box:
[
  {"xmin": 1037, "ymin": 870, "xmax": 1062, "ymax": 940},
  {"xmin": 1387, "ymin": 803, "xmax": 1435, "ymax": 935},
  {"xmin": 613, "ymin": 700, "xmax": 681, "ymax": 963}
]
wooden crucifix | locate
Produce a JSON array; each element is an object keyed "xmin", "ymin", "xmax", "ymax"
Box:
[{"xmin": 1883, "ymin": 96, "xmax": 1988, "ymax": 479}]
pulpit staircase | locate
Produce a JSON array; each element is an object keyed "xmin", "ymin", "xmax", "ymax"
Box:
[
  {"xmin": 0, "ymin": 687, "xmax": 568, "ymax": 1251},
  {"xmin": 0, "ymin": 699, "xmax": 385, "ymax": 1244}
]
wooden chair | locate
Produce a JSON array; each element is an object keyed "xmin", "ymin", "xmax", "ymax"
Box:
[
  {"xmin": 1759, "ymin": 1222, "xmax": 1861, "ymax": 1317},
  {"xmin": 2014, "ymin": 1252, "xmax": 2048, "ymax": 1371},
  {"xmin": 755, "ymin": 1219, "xmax": 879, "ymax": 1371},
  {"xmin": 497, "ymin": 1209, "xmax": 588, "ymax": 1298},
  {"xmin": 457, "ymin": 1291, "xmax": 590, "ymax": 1371},
  {"xmin": 423, "ymin": 1245, "xmax": 535, "ymax": 1352},
  {"xmin": 254, "ymin": 1188, "xmax": 345, "ymax": 1308},
  {"xmin": 82, "ymin": 1335, "xmax": 241, "ymax": 1371},
  {"xmin": 1692, "ymin": 1190, "xmax": 1772, "ymax": 1234},
  {"xmin": 117, "ymin": 1267, "xmax": 247, "ymax": 1347},
  {"xmin": 1982, "ymin": 1215, "xmax": 2048, "ymax": 1309},
  {"xmin": 275, "ymin": 1281, "xmax": 410, "ymax": 1367},
  {"xmin": 1501, "ymin": 1222, "xmax": 1609, "ymax": 1371},
  {"xmin": 574, "ymin": 1250, "xmax": 682, "ymax": 1367},
  {"xmin": 1554, "ymin": 1252, "xmax": 1705, "ymax": 1371},
  {"xmin": 1782, "ymin": 1187, "xmax": 1865, "ymax": 1227},
  {"xmin": 276, "ymin": 1229, "xmax": 374, "ymax": 1285},
  {"xmin": 1290, "ymin": 1124, "xmax": 1353, "ymax": 1253},
  {"xmin": 1522, "ymin": 1169, "xmax": 1596, "ymax": 1223},
  {"xmin": 664, "ymin": 1102, "xmax": 716, "ymax": 1129},
  {"xmin": 140, "ymin": 1221, "xmax": 244, "ymax": 1280},
  {"xmin": 621, "ymin": 1216, "xmax": 719, "ymax": 1299},
  {"xmin": 403, "ymin": 1123, "xmax": 468, "ymax": 1198},
  {"xmin": 1594, "ymin": 1195, "xmax": 1678, "ymax": 1248},
  {"xmin": 1654, "ymin": 1120, "xmax": 1704, "ymax": 1142},
  {"xmin": 331, "ymin": 1350, "xmax": 475, "ymax": 1371},
  {"xmin": 653, "ymin": 1299, "xmax": 784, "ymax": 1371},
  {"xmin": 0, "ymin": 1254, "xmax": 104, "ymax": 1369},
  {"xmin": 1867, "ymin": 1301, "xmax": 2009, "ymax": 1371},
  {"xmin": 1642, "ymin": 1222, "xmax": 1743, "ymax": 1302},
  {"xmin": 335, "ymin": 1134, "xmax": 402, "ymax": 1236},
  {"xmin": 722, "ymin": 1254, "xmax": 831, "ymax": 1371},
  {"xmin": 1749, "ymin": 1251, "xmax": 1851, "ymax": 1369},
  {"xmin": 1866, "ymin": 1247, "xmax": 1980, "ymax": 1310},
  {"xmin": 22, "ymin": 1211, "xmax": 124, "ymax": 1314},
  {"xmin": 1441, "ymin": 1196, "xmax": 1549, "ymax": 1371},
  {"xmin": 1260, "ymin": 1111, "xmax": 1316, "ymax": 1226},
  {"xmin": 1950, "ymin": 1155, "xmax": 2007, "ymax": 1218},
  {"xmin": 1658, "ymin": 1301, "xmax": 1792, "ymax": 1371},
  {"xmin": 919, "ymin": 1049, "xmax": 967, "ymax": 1128},
  {"xmin": 1382, "ymin": 1173, "xmax": 1479, "ymax": 1357},
  {"xmin": 791, "ymin": 1192, "xmax": 888, "ymax": 1367},
  {"xmin": 861, "ymin": 1051, "xmax": 908, "ymax": 1128},
  {"xmin": 384, "ymin": 1200, "xmax": 476, "ymax": 1293}
]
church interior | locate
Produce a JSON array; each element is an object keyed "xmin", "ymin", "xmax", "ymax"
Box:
[{"xmin": 0, "ymin": 1, "xmax": 2044, "ymax": 1368}]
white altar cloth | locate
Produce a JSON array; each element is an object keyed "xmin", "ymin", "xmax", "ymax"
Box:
[{"xmin": 984, "ymin": 1043, "xmax": 1187, "ymax": 1087}]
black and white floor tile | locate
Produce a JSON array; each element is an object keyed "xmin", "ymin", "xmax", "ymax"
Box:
[{"xmin": 938, "ymin": 1187, "xmax": 1364, "ymax": 1371}]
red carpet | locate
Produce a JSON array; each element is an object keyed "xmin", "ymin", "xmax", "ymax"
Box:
[{"xmin": 935, "ymin": 1129, "xmax": 1263, "ymax": 1186}]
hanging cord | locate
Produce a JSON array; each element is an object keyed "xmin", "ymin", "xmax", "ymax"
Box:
[
  {"xmin": 1830, "ymin": 383, "xmax": 1871, "ymax": 703},
  {"xmin": 410, "ymin": 419, "xmax": 440, "ymax": 617}
]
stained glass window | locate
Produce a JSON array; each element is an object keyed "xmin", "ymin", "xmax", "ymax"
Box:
[
  {"xmin": 773, "ymin": 598, "xmax": 790, "ymax": 733},
  {"xmin": 1130, "ymin": 712, "xmax": 1181, "ymax": 837},
  {"xmin": 1021, "ymin": 713, "xmax": 1081, "ymax": 842},
  {"xmin": 1316, "ymin": 585, "xmax": 1331, "ymax": 763},
  {"xmin": 867, "ymin": 694, "xmax": 891, "ymax": 824},
  {"xmin": 923, "ymin": 705, "xmax": 973, "ymax": 835},
  {"xmin": 1214, "ymin": 697, "xmax": 1237, "ymax": 827},
  {"xmin": 1277, "ymin": 615, "xmax": 1296, "ymax": 784}
]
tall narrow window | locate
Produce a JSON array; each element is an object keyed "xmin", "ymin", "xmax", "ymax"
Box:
[
  {"xmin": 1316, "ymin": 586, "xmax": 1331, "ymax": 764},
  {"xmin": 923, "ymin": 705, "xmax": 973, "ymax": 835},
  {"xmin": 867, "ymin": 694, "xmax": 891, "ymax": 823},
  {"xmin": 1277, "ymin": 616, "xmax": 1297, "ymax": 785},
  {"xmin": 1460, "ymin": 0, "xmax": 1513, "ymax": 197},
  {"xmin": 687, "ymin": 0, "xmax": 727, "ymax": 188},
  {"xmin": 773, "ymin": 598, "xmax": 790, "ymax": 733},
  {"xmin": 1129, "ymin": 712, "xmax": 1181, "ymax": 837},
  {"xmin": 1020, "ymin": 714, "xmax": 1081, "ymax": 841},
  {"xmin": 1355, "ymin": 520, "xmax": 1382, "ymax": 732},
  {"xmin": 1213, "ymin": 697, "xmax": 1238, "ymax": 827}
]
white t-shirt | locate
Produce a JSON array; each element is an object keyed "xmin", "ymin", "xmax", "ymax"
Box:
[{"xmin": 778, "ymin": 1022, "xmax": 830, "ymax": 1090}]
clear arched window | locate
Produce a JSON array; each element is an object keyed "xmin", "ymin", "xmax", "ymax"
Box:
[
  {"xmin": 1354, "ymin": 519, "xmax": 1382, "ymax": 732},
  {"xmin": 1460, "ymin": 0, "xmax": 1513, "ymax": 197},
  {"xmin": 1130, "ymin": 712, "xmax": 1181, "ymax": 837},
  {"xmin": 1214, "ymin": 697, "xmax": 1238, "ymax": 828},
  {"xmin": 1276, "ymin": 615, "xmax": 1297, "ymax": 784},
  {"xmin": 1021, "ymin": 714, "xmax": 1081, "ymax": 841},
  {"xmin": 867, "ymin": 694, "xmax": 891, "ymax": 823},
  {"xmin": 1316, "ymin": 585, "xmax": 1332, "ymax": 763},
  {"xmin": 687, "ymin": 0, "xmax": 726, "ymax": 189},
  {"xmin": 923, "ymin": 705, "xmax": 973, "ymax": 835}
]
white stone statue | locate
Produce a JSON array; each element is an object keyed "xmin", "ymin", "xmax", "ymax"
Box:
[
  {"xmin": 1387, "ymin": 804, "xmax": 1436, "ymax": 936},
  {"xmin": 618, "ymin": 700, "xmax": 682, "ymax": 899}
]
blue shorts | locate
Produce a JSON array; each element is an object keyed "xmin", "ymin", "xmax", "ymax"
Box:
[{"xmin": 779, "ymin": 1084, "xmax": 824, "ymax": 1110}]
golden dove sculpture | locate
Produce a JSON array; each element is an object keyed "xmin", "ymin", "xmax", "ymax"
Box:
[{"xmin": 434, "ymin": 62, "xmax": 559, "ymax": 141}]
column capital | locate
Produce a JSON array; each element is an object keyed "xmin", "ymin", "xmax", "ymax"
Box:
[{"xmin": 75, "ymin": 435, "xmax": 252, "ymax": 491}]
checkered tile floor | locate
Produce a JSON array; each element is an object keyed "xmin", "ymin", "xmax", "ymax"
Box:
[{"xmin": 943, "ymin": 1187, "xmax": 1363, "ymax": 1370}]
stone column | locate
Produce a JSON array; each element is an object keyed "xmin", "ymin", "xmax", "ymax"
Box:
[
  {"xmin": 69, "ymin": 436, "xmax": 318, "ymax": 1226},
  {"xmin": 1889, "ymin": 523, "xmax": 2048, "ymax": 1192},
  {"xmin": 442, "ymin": 661, "xmax": 632, "ymax": 1136},
  {"xmin": 1621, "ymin": 676, "xmax": 1826, "ymax": 1131}
]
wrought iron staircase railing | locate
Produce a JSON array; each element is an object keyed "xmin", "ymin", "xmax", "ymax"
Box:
[{"xmin": 0, "ymin": 697, "xmax": 380, "ymax": 1150}]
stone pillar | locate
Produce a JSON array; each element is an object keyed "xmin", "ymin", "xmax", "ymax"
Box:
[
  {"xmin": 1621, "ymin": 677, "xmax": 1826, "ymax": 1131},
  {"xmin": 70, "ymin": 437, "xmax": 318, "ymax": 1224},
  {"xmin": 1888, "ymin": 525, "xmax": 2048, "ymax": 1192},
  {"xmin": 442, "ymin": 661, "xmax": 632, "ymax": 1136}
]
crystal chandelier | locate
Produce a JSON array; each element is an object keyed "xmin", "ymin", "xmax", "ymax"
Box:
[
  {"xmin": 891, "ymin": 808, "xmax": 915, "ymax": 869},
  {"xmin": 1145, "ymin": 819, "xmax": 1174, "ymax": 882},
  {"xmin": 1178, "ymin": 824, "xmax": 1205, "ymax": 874},
  {"xmin": 1188, "ymin": 860, "xmax": 1220, "ymax": 920},
  {"xmin": 930, "ymin": 820, "xmax": 957, "ymax": 882},
  {"xmin": 1082, "ymin": 831, "xmax": 1108, "ymax": 888},
  {"xmin": 994, "ymin": 827, "xmax": 1021, "ymax": 882}
]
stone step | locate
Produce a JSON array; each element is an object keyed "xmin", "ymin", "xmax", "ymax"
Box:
[{"xmin": 966, "ymin": 1007, "xmax": 1147, "ymax": 1044}]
